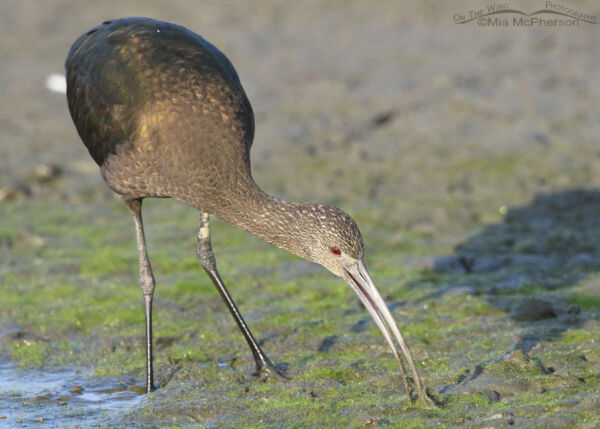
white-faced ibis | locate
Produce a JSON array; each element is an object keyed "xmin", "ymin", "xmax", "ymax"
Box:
[{"xmin": 66, "ymin": 17, "xmax": 434, "ymax": 404}]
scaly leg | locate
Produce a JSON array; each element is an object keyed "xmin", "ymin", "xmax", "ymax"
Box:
[
  {"xmin": 125, "ymin": 198, "xmax": 157, "ymax": 393},
  {"xmin": 196, "ymin": 211, "xmax": 285, "ymax": 379}
]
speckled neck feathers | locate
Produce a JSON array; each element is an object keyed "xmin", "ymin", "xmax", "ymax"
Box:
[{"xmin": 203, "ymin": 181, "xmax": 364, "ymax": 265}]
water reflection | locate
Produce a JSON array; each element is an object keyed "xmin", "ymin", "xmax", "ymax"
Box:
[{"xmin": 0, "ymin": 360, "xmax": 143, "ymax": 427}]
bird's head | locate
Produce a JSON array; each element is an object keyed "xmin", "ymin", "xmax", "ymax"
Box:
[
  {"xmin": 288, "ymin": 204, "xmax": 416, "ymax": 385},
  {"xmin": 298, "ymin": 204, "xmax": 364, "ymax": 277}
]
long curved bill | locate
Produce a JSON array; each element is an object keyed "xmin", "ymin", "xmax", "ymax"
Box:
[{"xmin": 342, "ymin": 258, "xmax": 433, "ymax": 405}]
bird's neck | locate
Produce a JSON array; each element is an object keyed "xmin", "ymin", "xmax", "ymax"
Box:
[{"xmin": 208, "ymin": 181, "xmax": 317, "ymax": 262}]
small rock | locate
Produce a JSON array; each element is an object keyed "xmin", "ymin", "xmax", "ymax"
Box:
[
  {"xmin": 510, "ymin": 298, "xmax": 556, "ymax": 321},
  {"xmin": 31, "ymin": 163, "xmax": 62, "ymax": 183},
  {"xmin": 0, "ymin": 182, "xmax": 31, "ymax": 201},
  {"xmin": 482, "ymin": 389, "xmax": 501, "ymax": 403},
  {"xmin": 318, "ymin": 335, "xmax": 337, "ymax": 352},
  {"xmin": 32, "ymin": 395, "xmax": 51, "ymax": 402},
  {"xmin": 129, "ymin": 385, "xmax": 146, "ymax": 395},
  {"xmin": 97, "ymin": 387, "xmax": 124, "ymax": 394},
  {"xmin": 69, "ymin": 385, "xmax": 84, "ymax": 394},
  {"xmin": 371, "ymin": 110, "xmax": 394, "ymax": 128}
]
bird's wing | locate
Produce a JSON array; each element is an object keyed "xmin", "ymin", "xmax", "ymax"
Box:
[{"xmin": 66, "ymin": 23, "xmax": 140, "ymax": 166}]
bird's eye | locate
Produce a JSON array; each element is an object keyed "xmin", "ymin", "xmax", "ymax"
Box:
[{"xmin": 331, "ymin": 247, "xmax": 341, "ymax": 255}]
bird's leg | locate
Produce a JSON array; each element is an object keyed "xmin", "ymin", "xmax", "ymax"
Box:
[
  {"xmin": 196, "ymin": 211, "xmax": 286, "ymax": 380},
  {"xmin": 125, "ymin": 198, "xmax": 157, "ymax": 393}
]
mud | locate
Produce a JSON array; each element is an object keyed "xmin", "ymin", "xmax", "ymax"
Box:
[{"xmin": 1, "ymin": 0, "xmax": 599, "ymax": 427}]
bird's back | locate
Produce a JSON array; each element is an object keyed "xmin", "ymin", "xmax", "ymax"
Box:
[{"xmin": 66, "ymin": 18, "xmax": 255, "ymax": 203}]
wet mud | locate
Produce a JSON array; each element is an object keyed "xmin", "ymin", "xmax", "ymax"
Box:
[{"xmin": 1, "ymin": 0, "xmax": 599, "ymax": 427}]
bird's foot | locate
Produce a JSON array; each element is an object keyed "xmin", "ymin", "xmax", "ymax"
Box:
[
  {"xmin": 253, "ymin": 361, "xmax": 289, "ymax": 381},
  {"xmin": 129, "ymin": 382, "xmax": 158, "ymax": 395},
  {"xmin": 418, "ymin": 388, "xmax": 441, "ymax": 409},
  {"xmin": 403, "ymin": 375, "xmax": 440, "ymax": 408}
]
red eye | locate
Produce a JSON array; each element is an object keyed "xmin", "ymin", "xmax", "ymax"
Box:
[{"xmin": 331, "ymin": 247, "xmax": 341, "ymax": 255}]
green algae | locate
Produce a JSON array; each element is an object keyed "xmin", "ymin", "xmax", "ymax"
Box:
[
  {"xmin": 2, "ymin": 190, "xmax": 600, "ymax": 427},
  {"xmin": 565, "ymin": 294, "xmax": 600, "ymax": 310},
  {"xmin": 10, "ymin": 340, "xmax": 51, "ymax": 368},
  {"xmin": 562, "ymin": 328, "xmax": 597, "ymax": 344}
]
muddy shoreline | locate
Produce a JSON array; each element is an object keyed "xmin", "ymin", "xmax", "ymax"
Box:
[{"xmin": 1, "ymin": 1, "xmax": 599, "ymax": 427}]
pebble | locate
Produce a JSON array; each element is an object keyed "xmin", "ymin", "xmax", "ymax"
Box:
[
  {"xmin": 482, "ymin": 389, "xmax": 501, "ymax": 403},
  {"xmin": 510, "ymin": 298, "xmax": 556, "ymax": 321},
  {"xmin": 69, "ymin": 385, "xmax": 84, "ymax": 394},
  {"xmin": 129, "ymin": 385, "xmax": 146, "ymax": 395},
  {"xmin": 0, "ymin": 183, "xmax": 31, "ymax": 201},
  {"xmin": 31, "ymin": 163, "xmax": 62, "ymax": 183}
]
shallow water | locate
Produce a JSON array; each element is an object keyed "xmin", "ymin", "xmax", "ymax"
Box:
[
  {"xmin": 1, "ymin": 1, "xmax": 600, "ymax": 426},
  {"xmin": 0, "ymin": 360, "xmax": 143, "ymax": 428}
]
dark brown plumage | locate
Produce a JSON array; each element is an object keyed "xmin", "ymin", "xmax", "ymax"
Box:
[{"xmin": 66, "ymin": 17, "xmax": 434, "ymax": 405}]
